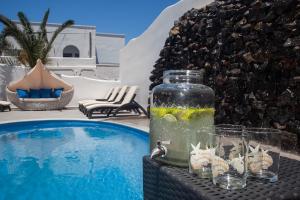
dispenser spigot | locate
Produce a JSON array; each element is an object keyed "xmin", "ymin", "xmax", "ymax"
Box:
[{"xmin": 150, "ymin": 141, "xmax": 167, "ymax": 159}]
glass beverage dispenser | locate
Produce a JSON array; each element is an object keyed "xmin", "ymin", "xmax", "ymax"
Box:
[{"xmin": 150, "ymin": 70, "xmax": 215, "ymax": 167}]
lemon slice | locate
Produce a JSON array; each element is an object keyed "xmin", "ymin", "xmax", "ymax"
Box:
[
  {"xmin": 150, "ymin": 107, "xmax": 168, "ymax": 118},
  {"xmin": 176, "ymin": 108, "xmax": 215, "ymax": 122},
  {"xmin": 151, "ymin": 107, "xmax": 215, "ymax": 122},
  {"xmin": 162, "ymin": 114, "xmax": 177, "ymax": 123}
]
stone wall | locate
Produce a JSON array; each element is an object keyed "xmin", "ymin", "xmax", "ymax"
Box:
[{"xmin": 150, "ymin": 0, "xmax": 300, "ymax": 151}]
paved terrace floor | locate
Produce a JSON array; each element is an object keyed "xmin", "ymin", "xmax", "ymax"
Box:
[{"xmin": 0, "ymin": 108, "xmax": 299, "ymax": 160}]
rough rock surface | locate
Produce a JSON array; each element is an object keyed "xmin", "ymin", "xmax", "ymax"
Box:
[{"xmin": 150, "ymin": 0, "xmax": 300, "ymax": 150}]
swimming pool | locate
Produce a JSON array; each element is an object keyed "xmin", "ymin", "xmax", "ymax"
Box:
[{"xmin": 0, "ymin": 120, "xmax": 149, "ymax": 200}]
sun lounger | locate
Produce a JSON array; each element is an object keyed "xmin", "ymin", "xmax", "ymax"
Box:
[
  {"xmin": 78, "ymin": 87, "xmax": 114, "ymax": 105},
  {"xmin": 85, "ymin": 86, "xmax": 147, "ymax": 119},
  {"xmin": 0, "ymin": 101, "xmax": 11, "ymax": 112},
  {"xmin": 79, "ymin": 86, "xmax": 121, "ymax": 112},
  {"xmin": 82, "ymin": 85, "xmax": 128, "ymax": 114}
]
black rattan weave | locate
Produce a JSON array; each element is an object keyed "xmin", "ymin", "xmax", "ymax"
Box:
[{"xmin": 143, "ymin": 156, "xmax": 300, "ymax": 200}]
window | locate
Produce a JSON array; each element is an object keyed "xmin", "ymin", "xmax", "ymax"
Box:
[{"xmin": 63, "ymin": 45, "xmax": 80, "ymax": 58}]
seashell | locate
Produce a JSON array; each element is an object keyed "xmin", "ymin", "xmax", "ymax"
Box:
[
  {"xmin": 190, "ymin": 155, "xmax": 201, "ymax": 170},
  {"xmin": 261, "ymin": 149, "xmax": 273, "ymax": 169},
  {"xmin": 190, "ymin": 143, "xmax": 216, "ymax": 170},
  {"xmin": 212, "ymin": 156, "xmax": 229, "ymax": 177},
  {"xmin": 248, "ymin": 145, "xmax": 262, "ymax": 173},
  {"xmin": 248, "ymin": 145, "xmax": 273, "ymax": 173},
  {"xmin": 229, "ymin": 141, "xmax": 242, "ymax": 160},
  {"xmin": 248, "ymin": 157, "xmax": 262, "ymax": 174},
  {"xmin": 190, "ymin": 153, "xmax": 209, "ymax": 170},
  {"xmin": 248, "ymin": 145, "xmax": 260, "ymax": 156},
  {"xmin": 229, "ymin": 154, "xmax": 244, "ymax": 174},
  {"xmin": 190, "ymin": 143, "xmax": 201, "ymax": 155},
  {"xmin": 216, "ymin": 144, "xmax": 225, "ymax": 157}
]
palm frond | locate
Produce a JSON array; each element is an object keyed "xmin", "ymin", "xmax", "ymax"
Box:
[
  {"xmin": 42, "ymin": 19, "xmax": 74, "ymax": 61},
  {"xmin": 0, "ymin": 15, "xmax": 28, "ymax": 50},
  {"xmin": 0, "ymin": 31, "xmax": 11, "ymax": 51},
  {"xmin": 0, "ymin": 14, "xmax": 20, "ymax": 33},
  {"xmin": 48, "ymin": 20, "xmax": 74, "ymax": 46},
  {"xmin": 39, "ymin": 9, "xmax": 50, "ymax": 43},
  {"xmin": 17, "ymin": 11, "xmax": 35, "ymax": 40},
  {"xmin": 0, "ymin": 15, "xmax": 34, "ymax": 66},
  {"xmin": 0, "ymin": 10, "xmax": 74, "ymax": 68}
]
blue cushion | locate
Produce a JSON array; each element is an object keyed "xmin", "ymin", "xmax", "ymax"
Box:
[
  {"xmin": 40, "ymin": 88, "xmax": 52, "ymax": 98},
  {"xmin": 29, "ymin": 89, "xmax": 40, "ymax": 98},
  {"xmin": 52, "ymin": 88, "xmax": 64, "ymax": 98},
  {"xmin": 16, "ymin": 89, "xmax": 29, "ymax": 98}
]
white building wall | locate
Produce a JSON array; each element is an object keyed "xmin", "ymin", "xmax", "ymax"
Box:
[
  {"xmin": 10, "ymin": 22, "xmax": 96, "ymax": 59},
  {"xmin": 1, "ymin": 0, "xmax": 214, "ymax": 110},
  {"xmin": 62, "ymin": 76, "xmax": 121, "ymax": 106},
  {"xmin": 95, "ymin": 33, "xmax": 125, "ymax": 64},
  {"xmin": 7, "ymin": 23, "xmax": 124, "ymax": 69},
  {"xmin": 46, "ymin": 25, "xmax": 96, "ymax": 59},
  {"xmin": 119, "ymin": 0, "xmax": 213, "ymax": 108},
  {"xmin": 5, "ymin": 22, "xmax": 125, "ymax": 80}
]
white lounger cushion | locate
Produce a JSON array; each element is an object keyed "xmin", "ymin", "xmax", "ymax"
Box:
[
  {"xmin": 105, "ymin": 86, "xmax": 121, "ymax": 102},
  {"xmin": 78, "ymin": 99, "xmax": 100, "ymax": 105},
  {"xmin": 78, "ymin": 87, "xmax": 114, "ymax": 105},
  {"xmin": 82, "ymin": 85, "xmax": 128, "ymax": 107},
  {"xmin": 79, "ymin": 86, "xmax": 120, "ymax": 106},
  {"xmin": 80, "ymin": 99, "xmax": 106, "ymax": 106},
  {"xmin": 85, "ymin": 86, "xmax": 138, "ymax": 111}
]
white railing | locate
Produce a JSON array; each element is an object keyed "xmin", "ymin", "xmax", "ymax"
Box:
[
  {"xmin": 0, "ymin": 56, "xmax": 20, "ymax": 66},
  {"xmin": 47, "ymin": 57, "xmax": 95, "ymax": 67},
  {"xmin": 0, "ymin": 56, "xmax": 120, "ymax": 80}
]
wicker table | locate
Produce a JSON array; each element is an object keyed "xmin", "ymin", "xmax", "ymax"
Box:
[{"xmin": 143, "ymin": 156, "xmax": 300, "ymax": 200}]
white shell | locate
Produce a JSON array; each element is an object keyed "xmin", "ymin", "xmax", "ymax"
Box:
[
  {"xmin": 261, "ymin": 149, "xmax": 273, "ymax": 169},
  {"xmin": 249, "ymin": 158, "xmax": 262, "ymax": 173},
  {"xmin": 190, "ymin": 153, "xmax": 209, "ymax": 170},
  {"xmin": 212, "ymin": 156, "xmax": 229, "ymax": 177},
  {"xmin": 190, "ymin": 142, "xmax": 215, "ymax": 170},
  {"xmin": 229, "ymin": 154, "xmax": 244, "ymax": 174},
  {"xmin": 248, "ymin": 145, "xmax": 273, "ymax": 173},
  {"xmin": 248, "ymin": 144, "xmax": 260, "ymax": 157},
  {"xmin": 248, "ymin": 145, "xmax": 262, "ymax": 173},
  {"xmin": 229, "ymin": 141, "xmax": 242, "ymax": 160}
]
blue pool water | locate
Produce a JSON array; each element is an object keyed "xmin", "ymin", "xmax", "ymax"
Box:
[{"xmin": 0, "ymin": 120, "xmax": 149, "ymax": 200}]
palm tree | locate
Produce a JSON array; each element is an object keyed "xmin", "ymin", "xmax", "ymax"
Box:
[
  {"xmin": 0, "ymin": 31, "xmax": 11, "ymax": 55},
  {"xmin": 0, "ymin": 9, "xmax": 74, "ymax": 68}
]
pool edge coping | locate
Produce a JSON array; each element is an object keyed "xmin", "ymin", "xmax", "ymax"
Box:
[
  {"xmin": 1, "ymin": 119, "xmax": 299, "ymax": 160},
  {"xmin": 0, "ymin": 118, "xmax": 149, "ymax": 134}
]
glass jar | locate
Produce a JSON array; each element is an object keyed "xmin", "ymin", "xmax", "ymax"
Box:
[
  {"xmin": 212, "ymin": 125, "xmax": 247, "ymax": 190},
  {"xmin": 150, "ymin": 70, "xmax": 215, "ymax": 167},
  {"xmin": 245, "ymin": 128, "xmax": 281, "ymax": 182}
]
